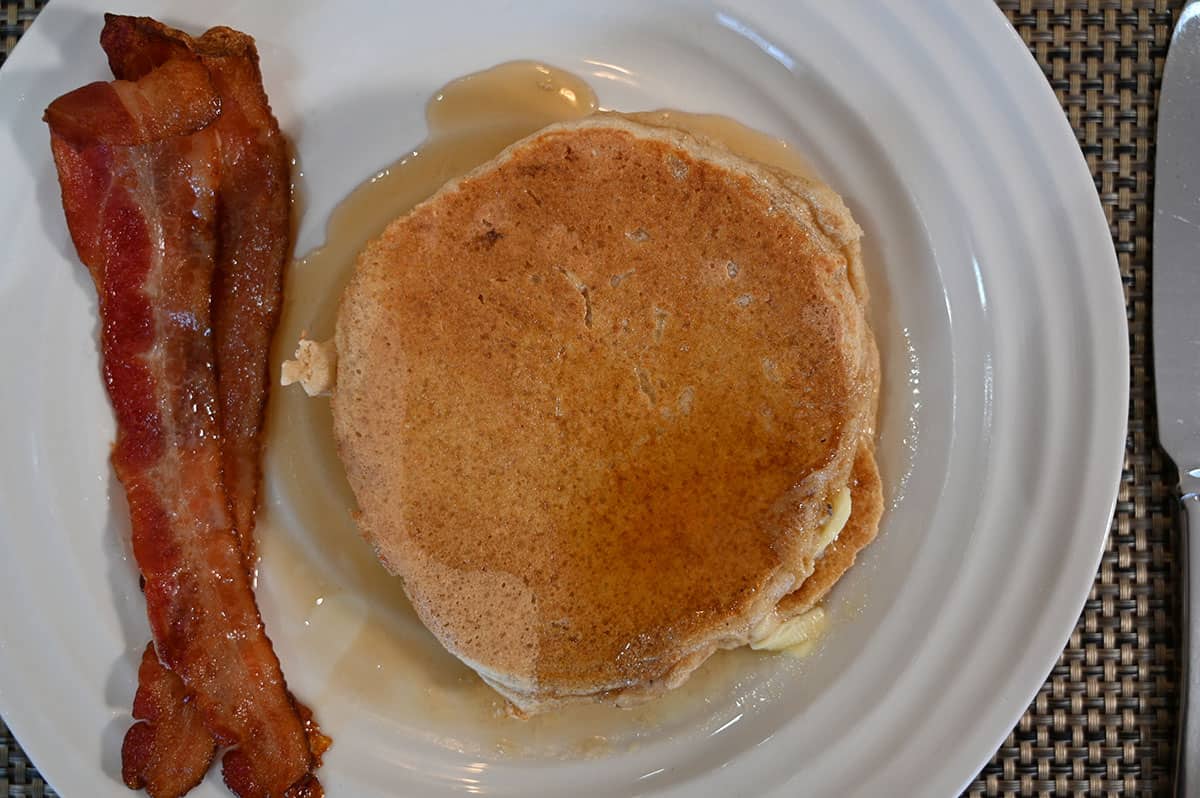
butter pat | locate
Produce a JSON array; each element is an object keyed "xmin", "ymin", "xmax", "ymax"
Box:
[
  {"xmin": 813, "ymin": 486, "xmax": 852, "ymax": 557},
  {"xmin": 281, "ymin": 338, "xmax": 338, "ymax": 396},
  {"xmin": 751, "ymin": 606, "xmax": 827, "ymax": 656},
  {"xmin": 748, "ymin": 487, "xmax": 850, "ymax": 657}
]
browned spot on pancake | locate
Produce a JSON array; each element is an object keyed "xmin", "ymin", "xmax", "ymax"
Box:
[{"xmin": 475, "ymin": 228, "xmax": 504, "ymax": 249}]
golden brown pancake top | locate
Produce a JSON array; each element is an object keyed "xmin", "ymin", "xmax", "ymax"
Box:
[{"xmin": 334, "ymin": 117, "xmax": 875, "ymax": 699}]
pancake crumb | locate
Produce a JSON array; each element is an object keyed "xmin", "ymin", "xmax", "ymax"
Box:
[{"xmin": 281, "ymin": 337, "xmax": 337, "ymax": 396}]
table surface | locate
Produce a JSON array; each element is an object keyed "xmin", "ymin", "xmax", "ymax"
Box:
[{"xmin": 0, "ymin": 1, "xmax": 1183, "ymax": 796}]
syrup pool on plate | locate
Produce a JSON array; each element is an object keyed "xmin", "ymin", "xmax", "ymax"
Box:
[{"xmin": 261, "ymin": 60, "xmax": 830, "ymax": 758}]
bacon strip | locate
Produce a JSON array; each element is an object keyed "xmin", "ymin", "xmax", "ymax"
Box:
[
  {"xmin": 121, "ymin": 644, "xmax": 215, "ymax": 798},
  {"xmin": 46, "ymin": 57, "xmax": 320, "ymax": 798},
  {"xmin": 96, "ymin": 18, "xmax": 316, "ymax": 795},
  {"xmin": 102, "ymin": 14, "xmax": 290, "ymax": 566},
  {"xmin": 42, "ymin": 59, "xmax": 219, "ymax": 150}
]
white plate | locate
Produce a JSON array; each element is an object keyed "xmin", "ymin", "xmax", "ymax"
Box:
[{"xmin": 0, "ymin": 1, "xmax": 1127, "ymax": 795}]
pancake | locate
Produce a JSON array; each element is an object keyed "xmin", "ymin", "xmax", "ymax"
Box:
[{"xmin": 331, "ymin": 115, "xmax": 880, "ymax": 714}]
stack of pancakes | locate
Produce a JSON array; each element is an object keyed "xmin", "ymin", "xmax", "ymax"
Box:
[{"xmin": 331, "ymin": 115, "xmax": 881, "ymax": 715}]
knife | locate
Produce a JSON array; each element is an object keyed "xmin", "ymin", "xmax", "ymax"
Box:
[{"xmin": 1155, "ymin": 2, "xmax": 1200, "ymax": 795}]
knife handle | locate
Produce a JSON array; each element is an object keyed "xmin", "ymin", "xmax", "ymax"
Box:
[{"xmin": 1177, "ymin": 480, "xmax": 1199, "ymax": 798}]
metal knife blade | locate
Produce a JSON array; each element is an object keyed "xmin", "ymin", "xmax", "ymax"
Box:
[
  {"xmin": 1154, "ymin": 3, "xmax": 1200, "ymax": 795},
  {"xmin": 1158, "ymin": 3, "xmax": 1200, "ymax": 466}
]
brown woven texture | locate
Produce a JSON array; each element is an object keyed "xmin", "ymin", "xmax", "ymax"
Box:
[
  {"xmin": 0, "ymin": 1, "xmax": 1182, "ymax": 796},
  {"xmin": 0, "ymin": 0, "xmax": 37, "ymax": 69}
]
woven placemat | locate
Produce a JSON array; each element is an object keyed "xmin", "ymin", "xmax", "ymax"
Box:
[{"xmin": 0, "ymin": 1, "xmax": 1183, "ymax": 796}]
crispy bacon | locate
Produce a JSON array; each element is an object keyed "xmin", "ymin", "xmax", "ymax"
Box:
[
  {"xmin": 42, "ymin": 58, "xmax": 219, "ymax": 150},
  {"xmin": 95, "ymin": 18, "xmax": 313, "ymax": 795},
  {"xmin": 46, "ymin": 53, "xmax": 320, "ymax": 798},
  {"xmin": 79, "ymin": 17, "xmax": 316, "ymax": 796},
  {"xmin": 122, "ymin": 659, "xmax": 215, "ymax": 798},
  {"xmin": 122, "ymin": 644, "xmax": 215, "ymax": 798},
  {"xmin": 102, "ymin": 14, "xmax": 290, "ymax": 566}
]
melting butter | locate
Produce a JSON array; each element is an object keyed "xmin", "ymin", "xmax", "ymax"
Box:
[
  {"xmin": 747, "ymin": 488, "xmax": 849, "ymax": 656},
  {"xmin": 750, "ymin": 607, "xmax": 829, "ymax": 657},
  {"xmin": 813, "ymin": 486, "xmax": 852, "ymax": 556}
]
